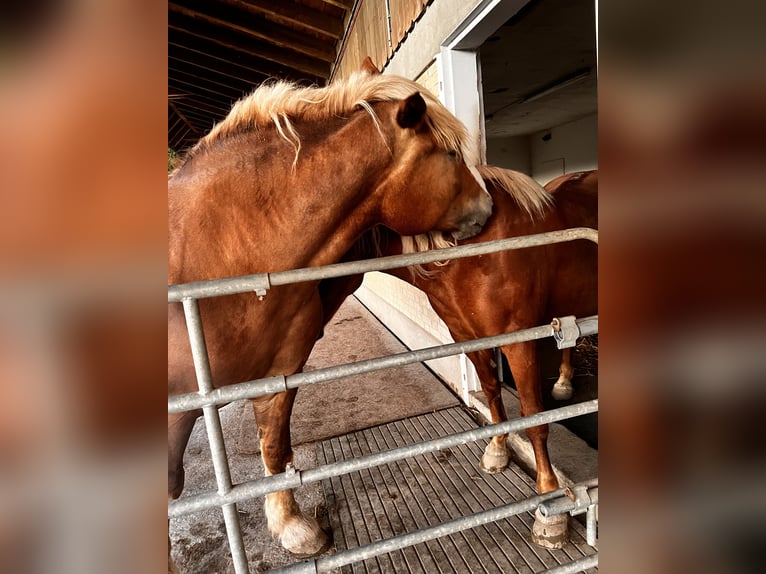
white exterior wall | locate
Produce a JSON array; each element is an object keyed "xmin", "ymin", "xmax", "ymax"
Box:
[
  {"xmin": 486, "ymin": 113, "xmax": 598, "ymax": 183},
  {"xmin": 355, "ymin": 273, "xmax": 475, "ymax": 400},
  {"xmin": 486, "ymin": 135, "xmax": 531, "ymax": 174},
  {"xmin": 529, "ymin": 113, "xmax": 598, "ymax": 184}
]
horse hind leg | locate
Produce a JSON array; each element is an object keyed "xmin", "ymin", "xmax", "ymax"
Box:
[
  {"xmin": 469, "ymin": 349, "xmax": 511, "ymax": 474},
  {"xmin": 252, "ymin": 390, "xmax": 330, "ymax": 557},
  {"xmin": 504, "ymin": 341, "xmax": 569, "ymax": 549},
  {"xmin": 551, "ymin": 347, "xmax": 575, "ymax": 400}
]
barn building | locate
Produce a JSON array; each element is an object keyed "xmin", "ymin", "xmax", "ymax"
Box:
[{"xmin": 168, "ymin": 1, "xmax": 598, "ymax": 572}]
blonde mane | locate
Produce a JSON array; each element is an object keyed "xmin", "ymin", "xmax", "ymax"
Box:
[
  {"xmin": 476, "ymin": 165, "xmax": 553, "ymax": 219},
  {"xmin": 400, "ymin": 166, "xmax": 554, "ymax": 278},
  {"xmin": 177, "ymin": 70, "xmax": 479, "ymax": 171}
]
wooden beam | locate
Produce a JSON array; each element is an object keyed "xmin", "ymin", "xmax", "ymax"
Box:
[
  {"xmin": 170, "ymin": 57, "xmax": 254, "ymax": 95},
  {"xmin": 169, "ymin": 76, "xmax": 239, "ymax": 106},
  {"xmin": 168, "ymin": 114, "xmax": 184, "ymax": 136},
  {"xmin": 320, "ymin": 0, "xmax": 354, "ymax": 10},
  {"xmin": 170, "ymin": 126, "xmax": 195, "ymax": 152},
  {"xmin": 218, "ymin": 0, "xmax": 343, "ymax": 40},
  {"xmin": 169, "ymin": 1, "xmax": 336, "ymax": 63},
  {"xmin": 169, "ymin": 123, "xmax": 192, "ymax": 148},
  {"xmin": 169, "ymin": 45, "xmax": 273, "ymax": 87},
  {"xmin": 169, "ymin": 66, "xmax": 249, "ymax": 99},
  {"xmin": 169, "ymin": 84, "xmax": 233, "ymax": 115},
  {"xmin": 170, "ymin": 93, "xmax": 231, "ymax": 116},
  {"xmin": 169, "ymin": 31, "xmax": 322, "ymax": 84},
  {"xmin": 169, "ymin": 100, "xmax": 201, "ymax": 136},
  {"xmin": 170, "ymin": 102, "xmax": 214, "ymax": 123},
  {"xmin": 169, "ymin": 15, "xmax": 330, "ymax": 78}
]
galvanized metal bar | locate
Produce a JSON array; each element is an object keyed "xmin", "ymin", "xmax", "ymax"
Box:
[
  {"xmin": 170, "ymin": 229, "xmax": 600, "ymax": 573},
  {"xmin": 181, "ymin": 298, "xmax": 250, "ymax": 574},
  {"xmin": 586, "ymin": 504, "xmax": 598, "ymax": 547},
  {"xmin": 538, "ymin": 486, "xmax": 598, "ymax": 518},
  {"xmin": 168, "ymin": 315, "xmax": 598, "ymax": 412},
  {"xmin": 221, "ymin": 502, "xmax": 250, "ymax": 574},
  {"xmin": 169, "ymin": 400, "xmax": 598, "ymax": 517},
  {"xmin": 538, "ymin": 553, "xmax": 598, "ymax": 573},
  {"xmin": 266, "ymin": 482, "xmax": 598, "ymax": 574},
  {"xmin": 168, "ymin": 228, "xmax": 598, "ymax": 302}
]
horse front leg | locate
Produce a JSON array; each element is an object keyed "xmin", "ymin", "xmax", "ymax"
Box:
[
  {"xmin": 504, "ymin": 341, "xmax": 569, "ymax": 548},
  {"xmin": 251, "ymin": 390, "xmax": 330, "ymax": 557},
  {"xmin": 551, "ymin": 347, "xmax": 575, "ymax": 400},
  {"xmin": 468, "ymin": 349, "xmax": 511, "ymax": 474}
]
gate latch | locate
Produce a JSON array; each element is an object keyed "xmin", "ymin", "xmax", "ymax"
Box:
[
  {"xmin": 551, "ymin": 316, "xmax": 580, "ymax": 350},
  {"xmin": 254, "ymin": 275, "xmax": 271, "ymax": 301}
]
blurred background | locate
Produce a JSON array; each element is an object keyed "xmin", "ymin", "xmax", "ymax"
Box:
[{"xmin": 1, "ymin": 0, "xmax": 765, "ymax": 572}]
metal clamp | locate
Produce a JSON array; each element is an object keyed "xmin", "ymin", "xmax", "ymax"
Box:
[
  {"xmin": 563, "ymin": 484, "xmax": 595, "ymax": 516},
  {"xmin": 551, "ymin": 315, "xmax": 580, "ymax": 349},
  {"xmin": 538, "ymin": 483, "xmax": 599, "ymax": 548},
  {"xmin": 254, "ymin": 273, "xmax": 272, "ymax": 300},
  {"xmin": 538, "ymin": 484, "xmax": 598, "ymax": 518}
]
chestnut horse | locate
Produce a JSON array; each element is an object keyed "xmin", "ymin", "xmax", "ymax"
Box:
[
  {"xmin": 541, "ymin": 170, "xmax": 599, "ymax": 402},
  {"xmin": 168, "ymin": 65, "xmax": 492, "ymax": 559},
  {"xmin": 318, "ymin": 167, "xmax": 596, "ymax": 547}
]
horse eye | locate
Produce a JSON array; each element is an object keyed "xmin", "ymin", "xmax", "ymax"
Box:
[{"xmin": 447, "ymin": 150, "xmax": 458, "ymax": 158}]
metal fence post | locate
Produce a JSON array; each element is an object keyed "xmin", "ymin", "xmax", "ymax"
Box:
[{"xmin": 181, "ymin": 298, "xmax": 250, "ymax": 574}]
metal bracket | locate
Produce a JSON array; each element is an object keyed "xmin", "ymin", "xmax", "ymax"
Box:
[
  {"xmin": 537, "ymin": 484, "xmax": 598, "ymax": 519},
  {"xmin": 551, "ymin": 315, "xmax": 580, "ymax": 349},
  {"xmin": 563, "ymin": 484, "xmax": 595, "ymax": 516},
  {"xmin": 254, "ymin": 274, "xmax": 271, "ymax": 300}
]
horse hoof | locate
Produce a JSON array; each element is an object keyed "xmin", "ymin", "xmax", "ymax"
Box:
[
  {"xmin": 479, "ymin": 442, "xmax": 509, "ymax": 474},
  {"xmin": 551, "ymin": 379, "xmax": 573, "ymax": 401},
  {"xmin": 280, "ymin": 515, "xmax": 331, "ymax": 558},
  {"xmin": 531, "ymin": 508, "xmax": 569, "ymax": 549}
]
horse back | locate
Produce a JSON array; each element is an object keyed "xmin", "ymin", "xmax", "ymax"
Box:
[{"xmin": 543, "ymin": 172, "xmax": 598, "ymax": 318}]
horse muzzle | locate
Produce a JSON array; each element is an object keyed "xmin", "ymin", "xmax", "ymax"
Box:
[{"xmin": 452, "ymin": 194, "xmax": 493, "ymax": 241}]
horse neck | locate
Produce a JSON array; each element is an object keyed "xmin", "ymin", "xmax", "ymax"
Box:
[
  {"xmin": 378, "ymin": 185, "xmax": 539, "ymax": 289},
  {"xmin": 179, "ymin": 112, "xmax": 397, "ymax": 276}
]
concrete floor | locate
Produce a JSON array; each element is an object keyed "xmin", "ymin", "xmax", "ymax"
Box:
[{"xmin": 169, "ymin": 296, "xmax": 598, "ymax": 573}]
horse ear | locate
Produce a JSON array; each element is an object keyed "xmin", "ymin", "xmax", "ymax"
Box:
[
  {"xmin": 360, "ymin": 56, "xmax": 380, "ymax": 75},
  {"xmin": 396, "ymin": 92, "xmax": 427, "ymax": 129}
]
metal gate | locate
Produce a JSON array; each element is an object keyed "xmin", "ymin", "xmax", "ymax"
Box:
[{"xmin": 168, "ymin": 228, "xmax": 599, "ymax": 574}]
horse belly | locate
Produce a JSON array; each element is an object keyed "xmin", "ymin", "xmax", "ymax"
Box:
[
  {"xmin": 547, "ymin": 242, "xmax": 597, "ymax": 319},
  {"xmin": 168, "ymin": 291, "xmax": 324, "ymax": 396}
]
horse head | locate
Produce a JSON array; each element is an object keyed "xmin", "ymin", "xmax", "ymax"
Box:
[
  {"xmin": 351, "ymin": 60, "xmax": 491, "ymax": 241},
  {"xmin": 366, "ymin": 91, "xmax": 491, "ymax": 241}
]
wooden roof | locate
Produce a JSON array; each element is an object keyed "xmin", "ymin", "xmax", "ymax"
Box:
[{"xmin": 168, "ymin": 0, "xmax": 354, "ymax": 151}]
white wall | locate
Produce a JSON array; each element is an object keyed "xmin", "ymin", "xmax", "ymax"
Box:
[
  {"xmin": 529, "ymin": 113, "xmax": 598, "ymax": 184},
  {"xmin": 486, "ymin": 135, "xmax": 531, "ymax": 174},
  {"xmin": 354, "ymin": 273, "xmax": 479, "ymax": 398}
]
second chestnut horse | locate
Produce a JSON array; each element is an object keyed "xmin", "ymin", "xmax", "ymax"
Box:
[{"xmin": 318, "ymin": 167, "xmax": 597, "ymax": 546}]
